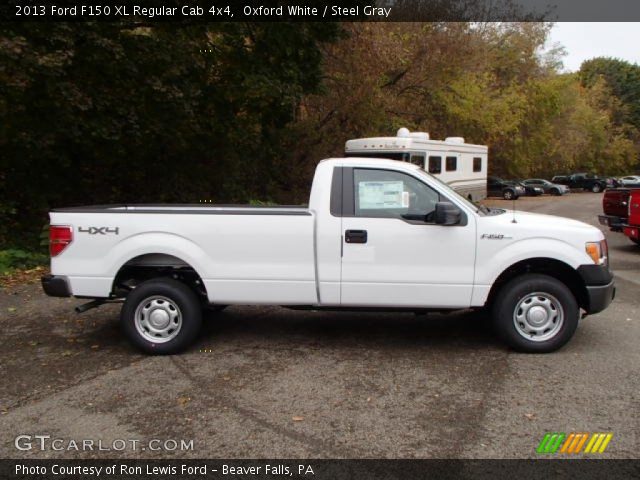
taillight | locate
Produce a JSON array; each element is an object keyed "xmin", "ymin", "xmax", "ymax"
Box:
[{"xmin": 50, "ymin": 225, "xmax": 73, "ymax": 257}]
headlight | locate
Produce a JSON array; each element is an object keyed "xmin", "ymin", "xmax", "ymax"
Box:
[{"xmin": 585, "ymin": 240, "xmax": 608, "ymax": 266}]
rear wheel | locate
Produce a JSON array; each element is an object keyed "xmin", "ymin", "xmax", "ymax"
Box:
[
  {"xmin": 121, "ymin": 278, "xmax": 202, "ymax": 354},
  {"xmin": 630, "ymin": 238, "xmax": 640, "ymax": 246},
  {"xmin": 491, "ymin": 274, "xmax": 579, "ymax": 353},
  {"xmin": 503, "ymin": 189, "xmax": 515, "ymax": 200},
  {"xmin": 550, "ymin": 188, "xmax": 560, "ymax": 196}
]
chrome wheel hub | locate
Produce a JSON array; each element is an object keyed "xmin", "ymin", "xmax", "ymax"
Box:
[
  {"xmin": 135, "ymin": 296, "xmax": 182, "ymax": 343},
  {"xmin": 149, "ymin": 309, "xmax": 170, "ymax": 329},
  {"xmin": 513, "ymin": 292, "xmax": 564, "ymax": 342}
]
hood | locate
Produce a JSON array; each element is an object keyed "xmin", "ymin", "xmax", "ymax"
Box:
[{"xmin": 485, "ymin": 209, "xmax": 602, "ymax": 236}]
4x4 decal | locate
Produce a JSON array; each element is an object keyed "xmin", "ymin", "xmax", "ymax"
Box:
[{"xmin": 78, "ymin": 226, "xmax": 119, "ymax": 235}]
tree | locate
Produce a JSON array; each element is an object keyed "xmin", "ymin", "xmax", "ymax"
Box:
[{"xmin": 0, "ymin": 20, "xmax": 340, "ymax": 246}]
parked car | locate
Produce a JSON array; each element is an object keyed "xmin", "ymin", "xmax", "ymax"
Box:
[
  {"xmin": 522, "ymin": 179, "xmax": 569, "ymax": 196},
  {"xmin": 620, "ymin": 175, "xmax": 640, "ymax": 186},
  {"xmin": 41, "ymin": 158, "xmax": 614, "ymax": 354},
  {"xmin": 553, "ymin": 173, "xmax": 608, "ymax": 193},
  {"xmin": 602, "ymin": 177, "xmax": 622, "ymax": 188},
  {"xmin": 599, "ymin": 187, "xmax": 640, "ymax": 246},
  {"xmin": 517, "ymin": 181, "xmax": 544, "ymax": 196},
  {"xmin": 487, "ymin": 176, "xmax": 526, "ymax": 200}
]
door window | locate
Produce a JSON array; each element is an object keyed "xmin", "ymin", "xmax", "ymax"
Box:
[{"xmin": 353, "ymin": 169, "xmax": 440, "ymax": 221}]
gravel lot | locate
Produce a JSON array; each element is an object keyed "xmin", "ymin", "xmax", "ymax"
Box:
[{"xmin": 1, "ymin": 192, "xmax": 638, "ymax": 459}]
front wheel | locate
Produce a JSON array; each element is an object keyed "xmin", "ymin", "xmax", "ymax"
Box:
[
  {"xmin": 121, "ymin": 278, "xmax": 202, "ymax": 354},
  {"xmin": 550, "ymin": 188, "xmax": 560, "ymax": 196},
  {"xmin": 591, "ymin": 183, "xmax": 602, "ymax": 193},
  {"xmin": 503, "ymin": 189, "xmax": 515, "ymax": 200},
  {"xmin": 491, "ymin": 274, "xmax": 579, "ymax": 353}
]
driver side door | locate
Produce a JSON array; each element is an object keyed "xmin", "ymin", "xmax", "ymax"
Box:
[{"xmin": 340, "ymin": 167, "xmax": 476, "ymax": 308}]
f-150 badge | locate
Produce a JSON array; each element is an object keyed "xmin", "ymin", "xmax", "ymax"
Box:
[{"xmin": 481, "ymin": 233, "xmax": 512, "ymax": 239}]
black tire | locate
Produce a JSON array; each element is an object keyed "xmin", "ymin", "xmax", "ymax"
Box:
[
  {"xmin": 630, "ymin": 237, "xmax": 640, "ymax": 246},
  {"xmin": 491, "ymin": 274, "xmax": 579, "ymax": 353},
  {"xmin": 550, "ymin": 188, "xmax": 560, "ymax": 196},
  {"xmin": 591, "ymin": 183, "xmax": 602, "ymax": 193},
  {"xmin": 503, "ymin": 189, "xmax": 514, "ymax": 200},
  {"xmin": 121, "ymin": 278, "xmax": 202, "ymax": 354}
]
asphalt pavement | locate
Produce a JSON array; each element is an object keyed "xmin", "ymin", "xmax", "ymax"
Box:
[{"xmin": 1, "ymin": 192, "xmax": 638, "ymax": 459}]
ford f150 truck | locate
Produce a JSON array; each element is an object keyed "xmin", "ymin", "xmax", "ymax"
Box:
[{"xmin": 42, "ymin": 158, "xmax": 615, "ymax": 354}]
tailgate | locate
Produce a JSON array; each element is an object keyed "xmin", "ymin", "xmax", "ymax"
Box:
[{"xmin": 603, "ymin": 189, "xmax": 630, "ymax": 218}]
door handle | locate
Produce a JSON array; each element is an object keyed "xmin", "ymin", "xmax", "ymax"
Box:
[{"xmin": 345, "ymin": 230, "xmax": 367, "ymax": 244}]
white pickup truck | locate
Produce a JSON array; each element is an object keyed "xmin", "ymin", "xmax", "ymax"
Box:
[{"xmin": 42, "ymin": 158, "xmax": 615, "ymax": 354}]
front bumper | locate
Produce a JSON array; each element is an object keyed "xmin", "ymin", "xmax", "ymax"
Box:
[
  {"xmin": 577, "ymin": 265, "xmax": 615, "ymax": 315},
  {"xmin": 41, "ymin": 275, "xmax": 72, "ymax": 297}
]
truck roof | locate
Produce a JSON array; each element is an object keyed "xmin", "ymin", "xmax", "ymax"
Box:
[{"xmin": 320, "ymin": 157, "xmax": 423, "ymax": 171}]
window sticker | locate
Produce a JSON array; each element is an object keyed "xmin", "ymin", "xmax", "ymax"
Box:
[{"xmin": 358, "ymin": 181, "xmax": 406, "ymax": 209}]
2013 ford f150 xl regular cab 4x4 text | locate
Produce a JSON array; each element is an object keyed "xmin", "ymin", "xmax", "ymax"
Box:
[{"xmin": 42, "ymin": 158, "xmax": 615, "ymax": 354}]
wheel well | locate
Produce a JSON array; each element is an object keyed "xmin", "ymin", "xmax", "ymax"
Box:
[
  {"xmin": 486, "ymin": 258, "xmax": 588, "ymax": 311},
  {"xmin": 112, "ymin": 254, "xmax": 207, "ymax": 300}
]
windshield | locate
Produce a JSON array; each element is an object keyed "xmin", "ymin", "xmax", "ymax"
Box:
[{"xmin": 413, "ymin": 167, "xmax": 490, "ymax": 215}]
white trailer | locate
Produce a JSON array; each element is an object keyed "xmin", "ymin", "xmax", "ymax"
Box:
[{"xmin": 345, "ymin": 128, "xmax": 488, "ymax": 201}]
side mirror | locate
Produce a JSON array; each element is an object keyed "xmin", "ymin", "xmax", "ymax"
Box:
[{"xmin": 435, "ymin": 202, "xmax": 461, "ymax": 225}]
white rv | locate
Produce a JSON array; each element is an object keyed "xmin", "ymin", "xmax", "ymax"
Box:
[{"xmin": 345, "ymin": 128, "xmax": 488, "ymax": 201}]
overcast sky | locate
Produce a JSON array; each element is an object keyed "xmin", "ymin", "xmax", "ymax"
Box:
[{"xmin": 546, "ymin": 23, "xmax": 640, "ymax": 72}]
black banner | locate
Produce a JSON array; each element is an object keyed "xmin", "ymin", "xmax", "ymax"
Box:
[
  {"xmin": 3, "ymin": 459, "xmax": 640, "ymax": 480},
  {"xmin": 3, "ymin": 0, "xmax": 640, "ymax": 22}
]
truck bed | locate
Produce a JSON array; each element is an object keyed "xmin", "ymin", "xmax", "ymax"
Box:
[{"xmin": 49, "ymin": 204, "xmax": 318, "ymax": 303}]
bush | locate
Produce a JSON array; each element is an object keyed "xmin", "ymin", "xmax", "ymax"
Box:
[{"xmin": 0, "ymin": 249, "xmax": 48, "ymax": 275}]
